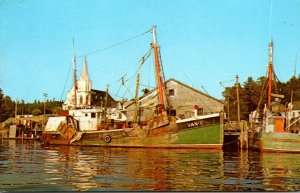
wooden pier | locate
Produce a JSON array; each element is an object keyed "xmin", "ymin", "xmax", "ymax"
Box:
[{"xmin": 224, "ymin": 120, "xmax": 248, "ymax": 150}]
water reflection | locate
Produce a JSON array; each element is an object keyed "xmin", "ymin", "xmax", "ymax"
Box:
[
  {"xmin": 0, "ymin": 140, "xmax": 300, "ymax": 191},
  {"xmin": 259, "ymin": 152, "xmax": 300, "ymax": 191}
]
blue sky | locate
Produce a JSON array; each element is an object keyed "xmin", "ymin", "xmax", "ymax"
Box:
[{"xmin": 1, "ymin": 0, "xmax": 300, "ymax": 103}]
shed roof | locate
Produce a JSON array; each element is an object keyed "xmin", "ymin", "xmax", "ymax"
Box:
[{"xmin": 124, "ymin": 78, "xmax": 224, "ymax": 108}]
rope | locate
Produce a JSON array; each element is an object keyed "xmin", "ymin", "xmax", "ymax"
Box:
[
  {"xmin": 223, "ymin": 139, "xmax": 239, "ymax": 146},
  {"xmin": 60, "ymin": 62, "xmax": 72, "ymax": 101},
  {"xmin": 108, "ymin": 48, "xmax": 153, "ymax": 100},
  {"xmin": 77, "ymin": 28, "xmax": 152, "ymax": 58}
]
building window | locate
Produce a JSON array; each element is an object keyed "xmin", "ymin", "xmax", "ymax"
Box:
[
  {"xmin": 170, "ymin": 109, "xmax": 176, "ymax": 116},
  {"xmin": 79, "ymin": 96, "xmax": 83, "ymax": 105},
  {"xmin": 86, "ymin": 95, "xmax": 89, "ymax": 105},
  {"xmin": 197, "ymin": 108, "xmax": 204, "ymax": 116},
  {"xmin": 169, "ymin": 89, "xmax": 175, "ymax": 96},
  {"xmin": 91, "ymin": 113, "xmax": 96, "ymax": 118}
]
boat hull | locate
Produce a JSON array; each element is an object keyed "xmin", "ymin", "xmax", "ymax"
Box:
[
  {"xmin": 71, "ymin": 123, "xmax": 223, "ymax": 149},
  {"xmin": 42, "ymin": 123, "xmax": 223, "ymax": 149},
  {"xmin": 250, "ymin": 132, "xmax": 300, "ymax": 153}
]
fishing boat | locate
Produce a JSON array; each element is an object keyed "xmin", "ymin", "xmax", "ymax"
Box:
[
  {"xmin": 42, "ymin": 26, "xmax": 224, "ymax": 149},
  {"xmin": 249, "ymin": 41, "xmax": 300, "ymax": 153}
]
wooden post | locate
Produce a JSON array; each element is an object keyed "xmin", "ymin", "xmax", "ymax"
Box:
[
  {"xmin": 227, "ymin": 89, "xmax": 230, "ymax": 123},
  {"xmin": 15, "ymin": 99, "xmax": 18, "ymax": 119},
  {"xmin": 244, "ymin": 121, "xmax": 248, "ymax": 149},
  {"xmin": 236, "ymin": 74, "xmax": 242, "ymax": 149},
  {"xmin": 236, "ymin": 75, "xmax": 240, "ymax": 130}
]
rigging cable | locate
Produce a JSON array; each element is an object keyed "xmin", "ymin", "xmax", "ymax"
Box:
[
  {"xmin": 108, "ymin": 48, "xmax": 153, "ymax": 100},
  {"xmin": 121, "ymin": 49, "xmax": 152, "ymax": 99},
  {"xmin": 60, "ymin": 62, "xmax": 73, "ymax": 101},
  {"xmin": 77, "ymin": 28, "xmax": 152, "ymax": 58}
]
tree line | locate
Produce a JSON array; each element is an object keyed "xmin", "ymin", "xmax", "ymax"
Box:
[
  {"xmin": 0, "ymin": 88, "xmax": 63, "ymax": 122},
  {"xmin": 1, "ymin": 74, "xmax": 300, "ymax": 123}
]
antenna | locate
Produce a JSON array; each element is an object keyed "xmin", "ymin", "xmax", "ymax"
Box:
[
  {"xmin": 294, "ymin": 54, "xmax": 297, "ymax": 77},
  {"xmin": 291, "ymin": 54, "xmax": 298, "ymax": 103},
  {"xmin": 268, "ymin": 0, "xmax": 273, "ymax": 41}
]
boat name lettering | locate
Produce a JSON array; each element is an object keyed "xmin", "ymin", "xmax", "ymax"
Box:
[{"xmin": 187, "ymin": 121, "xmax": 202, "ymax": 128}]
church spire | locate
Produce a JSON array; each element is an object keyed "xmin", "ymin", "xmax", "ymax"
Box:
[{"xmin": 80, "ymin": 56, "xmax": 90, "ymax": 81}]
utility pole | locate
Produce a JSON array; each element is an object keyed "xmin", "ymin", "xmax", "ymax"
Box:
[
  {"xmin": 15, "ymin": 99, "xmax": 18, "ymax": 118},
  {"xmin": 43, "ymin": 93, "xmax": 48, "ymax": 115},
  {"xmin": 236, "ymin": 74, "xmax": 240, "ymax": 129},
  {"xmin": 226, "ymin": 89, "xmax": 230, "ymax": 123}
]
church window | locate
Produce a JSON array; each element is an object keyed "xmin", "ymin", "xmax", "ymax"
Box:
[
  {"xmin": 79, "ymin": 96, "xmax": 83, "ymax": 105},
  {"xmin": 86, "ymin": 96, "xmax": 89, "ymax": 104}
]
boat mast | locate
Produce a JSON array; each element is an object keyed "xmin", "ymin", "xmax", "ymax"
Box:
[
  {"xmin": 133, "ymin": 73, "xmax": 140, "ymax": 123},
  {"xmin": 151, "ymin": 26, "xmax": 165, "ymax": 111},
  {"xmin": 73, "ymin": 38, "xmax": 77, "ymax": 109},
  {"xmin": 291, "ymin": 55, "xmax": 297, "ymax": 104},
  {"xmin": 267, "ymin": 41, "xmax": 273, "ymax": 106}
]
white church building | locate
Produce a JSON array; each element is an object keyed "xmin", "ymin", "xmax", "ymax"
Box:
[{"xmin": 63, "ymin": 56, "xmax": 92, "ymax": 110}]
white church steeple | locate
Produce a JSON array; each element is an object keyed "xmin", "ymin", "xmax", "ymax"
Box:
[
  {"xmin": 63, "ymin": 56, "xmax": 92, "ymax": 110},
  {"xmin": 80, "ymin": 56, "xmax": 90, "ymax": 81}
]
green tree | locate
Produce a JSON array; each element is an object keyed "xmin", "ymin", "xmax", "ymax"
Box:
[
  {"xmin": 1, "ymin": 95, "xmax": 15, "ymax": 122},
  {"xmin": 32, "ymin": 108, "xmax": 42, "ymax": 116}
]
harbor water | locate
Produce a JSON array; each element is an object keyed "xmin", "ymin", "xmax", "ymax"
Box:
[{"xmin": 0, "ymin": 139, "xmax": 300, "ymax": 192}]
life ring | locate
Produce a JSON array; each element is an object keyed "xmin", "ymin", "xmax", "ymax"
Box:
[{"xmin": 104, "ymin": 135, "xmax": 111, "ymax": 143}]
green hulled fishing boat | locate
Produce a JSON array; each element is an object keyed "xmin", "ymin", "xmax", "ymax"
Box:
[
  {"xmin": 42, "ymin": 26, "xmax": 224, "ymax": 149},
  {"xmin": 249, "ymin": 41, "xmax": 300, "ymax": 153}
]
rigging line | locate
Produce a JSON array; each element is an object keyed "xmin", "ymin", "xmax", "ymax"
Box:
[
  {"xmin": 77, "ymin": 28, "xmax": 152, "ymax": 58},
  {"xmin": 110, "ymin": 92, "xmax": 126, "ymax": 100},
  {"xmin": 219, "ymin": 83, "xmax": 237, "ymax": 102},
  {"xmin": 183, "ymin": 73, "xmax": 198, "ymax": 88},
  {"xmin": 148, "ymin": 55, "xmax": 151, "ymax": 88},
  {"xmin": 124, "ymin": 83, "xmax": 134, "ymax": 99},
  {"xmin": 127, "ymin": 48, "xmax": 153, "ymax": 81},
  {"xmin": 254, "ymin": 74, "xmax": 269, "ymax": 115},
  {"xmin": 140, "ymin": 83, "xmax": 155, "ymax": 89},
  {"xmin": 60, "ymin": 62, "xmax": 73, "ymax": 101},
  {"xmin": 114, "ymin": 74, "xmax": 127, "ymax": 97},
  {"xmin": 220, "ymin": 79, "xmax": 234, "ymax": 84},
  {"xmin": 111, "ymin": 49, "xmax": 153, "ymax": 100},
  {"xmin": 114, "ymin": 84, "xmax": 123, "ymax": 99},
  {"xmin": 121, "ymin": 50, "xmax": 153, "ymax": 97},
  {"xmin": 201, "ymin": 86, "xmax": 218, "ymax": 108}
]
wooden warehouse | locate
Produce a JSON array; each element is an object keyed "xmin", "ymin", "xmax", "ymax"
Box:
[{"xmin": 125, "ymin": 78, "xmax": 224, "ymax": 122}]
